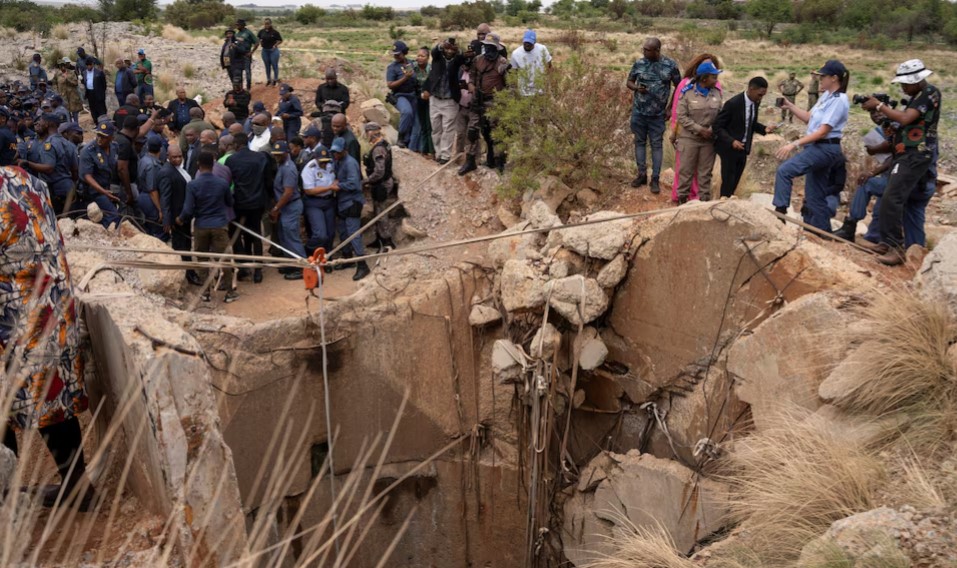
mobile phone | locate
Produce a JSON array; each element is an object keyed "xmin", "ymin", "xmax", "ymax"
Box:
[{"xmin": 775, "ymin": 97, "xmax": 785, "ymax": 108}]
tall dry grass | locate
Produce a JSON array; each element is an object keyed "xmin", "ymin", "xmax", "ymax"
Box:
[
  {"xmin": 583, "ymin": 519, "xmax": 694, "ymax": 568},
  {"xmin": 161, "ymin": 24, "xmax": 191, "ymax": 43},
  {"xmin": 716, "ymin": 409, "xmax": 884, "ymax": 565},
  {"xmin": 826, "ymin": 292, "xmax": 957, "ymax": 443}
]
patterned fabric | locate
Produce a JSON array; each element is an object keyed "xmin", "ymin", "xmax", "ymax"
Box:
[
  {"xmin": 627, "ymin": 55, "xmax": 680, "ymax": 118},
  {"xmin": 0, "ymin": 166, "xmax": 87, "ymax": 430}
]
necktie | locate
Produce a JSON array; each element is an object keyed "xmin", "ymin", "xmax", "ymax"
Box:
[{"xmin": 744, "ymin": 101, "xmax": 752, "ymax": 145}]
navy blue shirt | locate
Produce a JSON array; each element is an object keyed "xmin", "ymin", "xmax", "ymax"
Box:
[
  {"xmin": 181, "ymin": 172, "xmax": 233, "ymax": 229},
  {"xmin": 273, "ymin": 157, "xmax": 299, "ymax": 203},
  {"xmin": 138, "ymin": 154, "xmax": 162, "ymax": 193},
  {"xmin": 0, "ymin": 127, "xmax": 18, "ymax": 166},
  {"xmin": 386, "ymin": 61, "xmax": 416, "ymax": 95},
  {"xmin": 41, "ymin": 134, "xmax": 76, "ymax": 196},
  {"xmin": 333, "ymin": 154, "xmax": 363, "ymax": 212},
  {"xmin": 78, "ymin": 140, "xmax": 117, "ymax": 194}
]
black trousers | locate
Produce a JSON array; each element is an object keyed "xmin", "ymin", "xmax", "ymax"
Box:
[
  {"xmin": 718, "ymin": 151, "xmax": 748, "ymax": 198},
  {"xmin": 3, "ymin": 417, "xmax": 86, "ymax": 489},
  {"xmin": 232, "ymin": 207, "xmax": 264, "ymax": 260},
  {"xmin": 879, "ymin": 151, "xmax": 932, "ymax": 249}
]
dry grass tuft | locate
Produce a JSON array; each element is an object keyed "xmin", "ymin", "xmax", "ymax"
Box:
[
  {"xmin": 584, "ymin": 519, "xmax": 694, "ymax": 568},
  {"xmin": 717, "ymin": 409, "xmax": 883, "ymax": 564},
  {"xmin": 162, "ymin": 24, "xmax": 191, "ymax": 43},
  {"xmin": 827, "ymin": 292, "xmax": 957, "ymax": 433},
  {"xmin": 52, "ymin": 24, "xmax": 70, "ymax": 40}
]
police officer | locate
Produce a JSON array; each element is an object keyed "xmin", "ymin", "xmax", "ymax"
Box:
[
  {"xmin": 269, "ymin": 140, "xmax": 307, "ymax": 279},
  {"xmin": 23, "ymin": 113, "xmax": 78, "ymax": 215},
  {"xmin": 0, "ymin": 108, "xmax": 16, "ymax": 166},
  {"xmin": 331, "ymin": 136, "xmax": 369, "ymax": 281},
  {"xmin": 778, "ymin": 72, "xmax": 804, "ymax": 122},
  {"xmin": 302, "ymin": 145, "xmax": 336, "ymax": 252},
  {"xmin": 860, "ymin": 59, "xmax": 941, "ymax": 265},
  {"xmin": 807, "ymin": 72, "xmax": 819, "ymax": 110},
  {"xmin": 79, "ymin": 119, "xmax": 120, "ymax": 227},
  {"xmin": 277, "ymin": 83, "xmax": 302, "ymax": 142},
  {"xmin": 138, "ymin": 137, "xmax": 165, "ymax": 238},
  {"xmin": 675, "ymin": 61, "xmax": 723, "ymax": 203},
  {"xmin": 362, "ymin": 122, "xmax": 397, "ymax": 252}
]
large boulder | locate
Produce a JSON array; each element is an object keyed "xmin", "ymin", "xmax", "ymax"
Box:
[
  {"xmin": 917, "ymin": 231, "xmax": 957, "ymax": 317},
  {"xmin": 500, "ymin": 259, "xmax": 547, "ymax": 312},
  {"xmin": 360, "ymin": 98, "xmax": 392, "ymax": 126},
  {"xmin": 563, "ymin": 451, "xmax": 730, "ymax": 565},
  {"xmin": 561, "ymin": 211, "xmax": 634, "ymax": 260},
  {"xmin": 547, "ymin": 275, "xmax": 609, "ymax": 325},
  {"xmin": 125, "ymin": 232, "xmax": 185, "ymax": 296},
  {"xmin": 728, "ymin": 293, "xmax": 853, "ymax": 431}
]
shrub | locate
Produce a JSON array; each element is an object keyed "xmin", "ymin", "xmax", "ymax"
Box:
[
  {"xmin": 164, "ymin": 0, "xmax": 234, "ymax": 30},
  {"xmin": 439, "ymin": 1, "xmax": 496, "ymax": 30},
  {"xmin": 295, "ymin": 4, "xmax": 325, "ymax": 24},
  {"xmin": 361, "ymin": 4, "xmax": 395, "ymax": 21},
  {"xmin": 52, "ymin": 24, "xmax": 70, "ymax": 40},
  {"xmin": 420, "ymin": 5, "xmax": 442, "ymax": 17},
  {"xmin": 388, "ymin": 24, "xmax": 406, "ymax": 39},
  {"xmin": 701, "ymin": 27, "xmax": 727, "ymax": 45},
  {"xmin": 183, "ymin": 62, "xmax": 195, "ymax": 79},
  {"xmin": 489, "ymin": 55, "xmax": 633, "ymax": 196},
  {"xmin": 409, "ymin": 13, "xmax": 423, "ymax": 26}
]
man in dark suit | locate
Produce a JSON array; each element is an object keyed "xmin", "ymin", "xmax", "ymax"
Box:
[
  {"xmin": 713, "ymin": 76, "xmax": 777, "ymax": 198},
  {"xmin": 82, "ymin": 57, "xmax": 108, "ymax": 122},
  {"xmin": 159, "ymin": 145, "xmax": 202, "ymax": 286}
]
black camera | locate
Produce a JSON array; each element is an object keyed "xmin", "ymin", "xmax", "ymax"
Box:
[{"xmin": 853, "ymin": 93, "xmax": 899, "ymax": 109}]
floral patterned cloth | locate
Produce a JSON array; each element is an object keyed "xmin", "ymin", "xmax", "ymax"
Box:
[{"xmin": 0, "ymin": 166, "xmax": 87, "ymax": 430}]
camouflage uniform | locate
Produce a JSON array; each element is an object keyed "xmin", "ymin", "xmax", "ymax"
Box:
[
  {"xmin": 807, "ymin": 75, "xmax": 819, "ymax": 110},
  {"xmin": 627, "ymin": 55, "xmax": 680, "ymax": 180},
  {"xmin": 778, "ymin": 76, "xmax": 804, "ymax": 122}
]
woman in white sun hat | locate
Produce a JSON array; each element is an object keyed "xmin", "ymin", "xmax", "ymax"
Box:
[{"xmin": 860, "ymin": 59, "xmax": 940, "ymax": 266}]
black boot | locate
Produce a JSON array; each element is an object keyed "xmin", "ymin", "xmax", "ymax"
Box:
[
  {"xmin": 833, "ymin": 218, "xmax": 858, "ymax": 241},
  {"xmin": 353, "ymin": 261, "xmax": 371, "ymax": 281},
  {"xmin": 631, "ymin": 172, "xmax": 647, "ymax": 188},
  {"xmin": 253, "ymin": 269, "xmax": 263, "ymax": 283},
  {"xmin": 185, "ymin": 270, "xmax": 202, "ymax": 286},
  {"xmin": 774, "ymin": 206, "xmax": 788, "ymax": 224},
  {"xmin": 649, "ymin": 178, "xmax": 661, "ymax": 194},
  {"xmin": 378, "ymin": 238, "xmax": 396, "ymax": 253},
  {"xmin": 485, "ymin": 146, "xmax": 496, "ymax": 169},
  {"xmin": 457, "ymin": 155, "xmax": 477, "ymax": 176}
]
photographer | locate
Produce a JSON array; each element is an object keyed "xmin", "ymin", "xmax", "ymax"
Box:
[
  {"xmin": 773, "ymin": 60, "xmax": 850, "ymax": 232},
  {"xmin": 833, "ymin": 110, "xmax": 896, "ymax": 243},
  {"xmin": 860, "ymin": 59, "xmax": 940, "ymax": 265}
]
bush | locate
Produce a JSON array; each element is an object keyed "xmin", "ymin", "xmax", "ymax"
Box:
[
  {"xmin": 165, "ymin": 0, "xmax": 235, "ymax": 30},
  {"xmin": 489, "ymin": 55, "xmax": 633, "ymax": 196},
  {"xmin": 388, "ymin": 24, "xmax": 406, "ymax": 39},
  {"xmin": 409, "ymin": 13, "xmax": 423, "ymax": 26},
  {"xmin": 361, "ymin": 4, "xmax": 395, "ymax": 21},
  {"xmin": 0, "ymin": 1, "xmax": 53, "ymax": 33},
  {"xmin": 295, "ymin": 4, "xmax": 325, "ymax": 24},
  {"xmin": 439, "ymin": 1, "xmax": 496, "ymax": 30},
  {"xmin": 701, "ymin": 27, "xmax": 727, "ymax": 45},
  {"xmin": 420, "ymin": 5, "xmax": 442, "ymax": 17}
]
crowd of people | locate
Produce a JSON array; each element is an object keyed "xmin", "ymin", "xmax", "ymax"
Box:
[{"xmin": 627, "ymin": 37, "xmax": 940, "ymax": 266}]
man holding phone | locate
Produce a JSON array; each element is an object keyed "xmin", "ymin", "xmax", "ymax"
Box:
[{"xmin": 626, "ymin": 37, "xmax": 680, "ymax": 191}]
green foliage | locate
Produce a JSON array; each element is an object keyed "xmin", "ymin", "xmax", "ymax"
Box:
[
  {"xmin": 388, "ymin": 24, "xmax": 406, "ymax": 39},
  {"xmin": 686, "ymin": 0, "xmax": 741, "ymax": 20},
  {"xmin": 420, "ymin": 5, "xmax": 442, "ymax": 17},
  {"xmin": 409, "ymin": 13, "xmax": 423, "ymax": 26},
  {"xmin": 505, "ymin": 0, "xmax": 541, "ymax": 17},
  {"xmin": 439, "ymin": 1, "xmax": 496, "ymax": 30},
  {"xmin": 489, "ymin": 55, "xmax": 632, "ymax": 196},
  {"xmin": 361, "ymin": 4, "xmax": 395, "ymax": 21},
  {"xmin": 0, "ymin": 1, "xmax": 54, "ymax": 32},
  {"xmin": 100, "ymin": 0, "xmax": 157, "ymax": 21},
  {"xmin": 164, "ymin": 0, "xmax": 235, "ymax": 29},
  {"xmin": 747, "ymin": 0, "xmax": 793, "ymax": 38},
  {"xmin": 295, "ymin": 4, "xmax": 325, "ymax": 24}
]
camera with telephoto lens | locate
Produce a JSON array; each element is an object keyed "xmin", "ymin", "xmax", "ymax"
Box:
[{"xmin": 853, "ymin": 93, "xmax": 899, "ymax": 109}]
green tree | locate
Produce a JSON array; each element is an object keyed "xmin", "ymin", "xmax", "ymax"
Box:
[
  {"xmin": 440, "ymin": 1, "xmax": 495, "ymax": 30},
  {"xmin": 295, "ymin": 3, "xmax": 325, "ymax": 24},
  {"xmin": 505, "ymin": 0, "xmax": 527, "ymax": 16},
  {"xmin": 607, "ymin": 0, "xmax": 628, "ymax": 19},
  {"xmin": 747, "ymin": 0, "xmax": 792, "ymax": 38},
  {"xmin": 165, "ymin": 0, "xmax": 234, "ymax": 29}
]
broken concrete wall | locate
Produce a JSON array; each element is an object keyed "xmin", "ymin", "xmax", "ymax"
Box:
[
  {"xmin": 189, "ymin": 264, "xmax": 529, "ymax": 566},
  {"xmin": 75, "ymin": 255, "xmax": 247, "ymax": 564},
  {"xmin": 563, "ymin": 451, "xmax": 730, "ymax": 565}
]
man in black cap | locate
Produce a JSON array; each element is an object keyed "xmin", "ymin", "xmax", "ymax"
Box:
[
  {"xmin": 300, "ymin": 123, "xmax": 323, "ymax": 165},
  {"xmin": 29, "ymin": 53, "xmax": 48, "ymax": 91},
  {"xmin": 25, "ymin": 113, "xmax": 78, "ymax": 215},
  {"xmin": 138, "ymin": 137, "xmax": 165, "ymax": 238},
  {"xmin": 331, "ymin": 136, "xmax": 369, "ymax": 280},
  {"xmin": 362, "ymin": 122, "xmax": 397, "ymax": 252},
  {"xmin": 225, "ymin": 79, "xmax": 251, "ymax": 123},
  {"xmin": 234, "ymin": 19, "xmax": 259, "ymax": 90},
  {"xmin": 386, "ymin": 40, "xmax": 417, "ymax": 148},
  {"xmin": 462, "ymin": 33, "xmax": 509, "ymax": 175},
  {"xmin": 277, "ymin": 83, "xmax": 302, "ymax": 142},
  {"xmin": 79, "ymin": 119, "xmax": 120, "ymax": 227},
  {"xmin": 82, "ymin": 57, "xmax": 108, "ymax": 122},
  {"xmin": 269, "ymin": 140, "xmax": 306, "ymax": 279},
  {"xmin": 315, "ymin": 68, "xmax": 350, "ymax": 114},
  {"xmin": 0, "ymin": 109, "xmax": 16, "ymax": 167}
]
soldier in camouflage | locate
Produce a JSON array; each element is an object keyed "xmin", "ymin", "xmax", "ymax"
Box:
[
  {"xmin": 778, "ymin": 72, "xmax": 804, "ymax": 122},
  {"xmin": 626, "ymin": 37, "xmax": 681, "ymax": 192},
  {"xmin": 807, "ymin": 73, "xmax": 819, "ymax": 110}
]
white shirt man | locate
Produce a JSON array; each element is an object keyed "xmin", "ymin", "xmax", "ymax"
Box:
[{"xmin": 509, "ymin": 29, "xmax": 552, "ymax": 97}]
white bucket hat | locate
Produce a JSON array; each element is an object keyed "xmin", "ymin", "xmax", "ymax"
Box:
[{"xmin": 891, "ymin": 59, "xmax": 932, "ymax": 84}]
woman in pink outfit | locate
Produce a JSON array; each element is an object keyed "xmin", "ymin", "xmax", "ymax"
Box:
[{"xmin": 670, "ymin": 53, "xmax": 722, "ymax": 203}]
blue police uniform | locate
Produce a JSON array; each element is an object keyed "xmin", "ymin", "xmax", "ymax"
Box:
[
  {"xmin": 137, "ymin": 153, "xmax": 165, "ymax": 238},
  {"xmin": 273, "ymin": 155, "xmax": 306, "ymax": 259},
  {"xmin": 278, "ymin": 94, "xmax": 303, "ymax": 142},
  {"xmin": 143, "ymin": 130, "xmax": 169, "ymax": 163},
  {"xmin": 334, "ymin": 153, "xmax": 365, "ymax": 257},
  {"xmin": 78, "ymin": 140, "xmax": 120, "ymax": 227},
  {"xmin": 301, "ymin": 147, "xmax": 336, "ymax": 251},
  {"xmin": 773, "ymin": 89, "xmax": 849, "ymax": 231},
  {"xmin": 387, "ymin": 59, "xmax": 418, "ymax": 148},
  {"xmin": 0, "ymin": 126, "xmax": 17, "ymax": 166}
]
